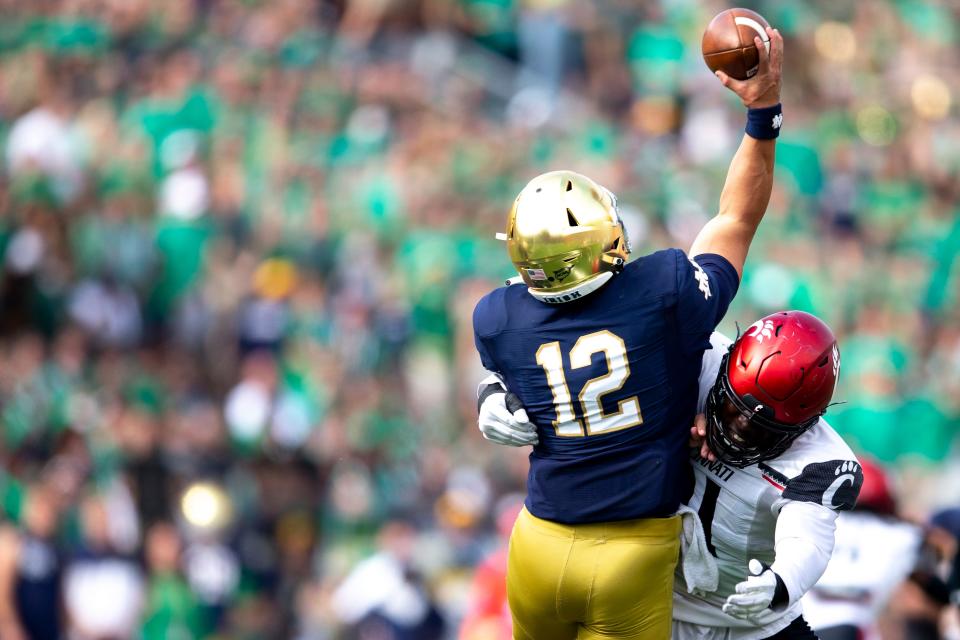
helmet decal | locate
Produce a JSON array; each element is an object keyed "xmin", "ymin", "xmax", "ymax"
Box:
[
  {"xmin": 526, "ymin": 268, "xmax": 548, "ymax": 281},
  {"xmin": 747, "ymin": 319, "xmax": 775, "ymax": 343}
]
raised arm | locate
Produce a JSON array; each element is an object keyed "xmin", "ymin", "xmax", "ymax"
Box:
[{"xmin": 690, "ymin": 28, "xmax": 784, "ymax": 277}]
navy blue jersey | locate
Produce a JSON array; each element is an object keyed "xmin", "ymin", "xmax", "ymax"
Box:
[{"xmin": 473, "ymin": 249, "xmax": 739, "ymax": 524}]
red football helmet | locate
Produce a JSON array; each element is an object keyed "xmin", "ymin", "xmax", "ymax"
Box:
[
  {"xmin": 855, "ymin": 457, "xmax": 896, "ymax": 515},
  {"xmin": 706, "ymin": 311, "xmax": 840, "ymax": 467}
]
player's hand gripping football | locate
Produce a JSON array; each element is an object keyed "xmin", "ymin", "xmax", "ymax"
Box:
[
  {"xmin": 477, "ymin": 374, "xmax": 538, "ymax": 446},
  {"xmin": 715, "ymin": 27, "xmax": 783, "ymax": 109}
]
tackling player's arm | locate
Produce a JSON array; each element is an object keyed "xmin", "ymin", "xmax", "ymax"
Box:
[
  {"xmin": 690, "ymin": 27, "xmax": 783, "ymax": 277},
  {"xmin": 765, "ymin": 501, "xmax": 839, "ymax": 609},
  {"xmin": 768, "ymin": 452, "xmax": 864, "ymax": 607},
  {"xmin": 725, "ymin": 437, "xmax": 864, "ymax": 619}
]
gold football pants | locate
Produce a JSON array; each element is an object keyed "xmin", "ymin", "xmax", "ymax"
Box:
[{"xmin": 507, "ymin": 506, "xmax": 681, "ymax": 640}]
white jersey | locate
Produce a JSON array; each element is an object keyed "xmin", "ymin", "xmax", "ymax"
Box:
[
  {"xmin": 673, "ymin": 333, "xmax": 863, "ymax": 640},
  {"xmin": 802, "ymin": 512, "xmax": 921, "ymax": 636}
]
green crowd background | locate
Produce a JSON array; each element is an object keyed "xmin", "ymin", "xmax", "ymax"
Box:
[{"xmin": 0, "ymin": 0, "xmax": 957, "ymax": 638}]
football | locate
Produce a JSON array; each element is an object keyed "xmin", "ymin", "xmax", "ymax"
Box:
[{"xmin": 702, "ymin": 8, "xmax": 772, "ymax": 80}]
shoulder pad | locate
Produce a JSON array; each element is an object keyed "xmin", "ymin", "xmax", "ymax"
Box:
[{"xmin": 473, "ymin": 288, "xmax": 509, "ymax": 337}]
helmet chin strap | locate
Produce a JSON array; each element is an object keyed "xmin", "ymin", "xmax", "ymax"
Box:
[{"xmin": 525, "ymin": 272, "xmax": 614, "ymax": 304}]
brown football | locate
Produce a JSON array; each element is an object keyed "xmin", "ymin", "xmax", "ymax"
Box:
[{"xmin": 701, "ymin": 8, "xmax": 771, "ymax": 81}]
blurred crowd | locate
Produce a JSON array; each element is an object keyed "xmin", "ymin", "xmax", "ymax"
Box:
[{"xmin": 0, "ymin": 0, "xmax": 958, "ymax": 638}]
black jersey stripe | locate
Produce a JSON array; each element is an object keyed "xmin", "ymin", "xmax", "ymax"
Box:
[{"xmin": 698, "ymin": 479, "xmax": 721, "ymax": 557}]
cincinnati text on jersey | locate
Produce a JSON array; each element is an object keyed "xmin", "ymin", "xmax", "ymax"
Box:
[{"xmin": 691, "ymin": 450, "xmax": 735, "ymax": 483}]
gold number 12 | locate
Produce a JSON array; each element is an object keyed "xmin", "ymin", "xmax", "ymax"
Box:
[{"xmin": 535, "ymin": 330, "xmax": 643, "ymax": 437}]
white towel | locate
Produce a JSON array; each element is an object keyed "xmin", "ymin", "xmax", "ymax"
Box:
[{"xmin": 675, "ymin": 504, "xmax": 719, "ymax": 594}]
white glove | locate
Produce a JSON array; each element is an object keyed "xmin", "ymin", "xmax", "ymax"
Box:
[
  {"xmin": 477, "ymin": 374, "xmax": 537, "ymax": 446},
  {"xmin": 722, "ymin": 559, "xmax": 783, "ymax": 620}
]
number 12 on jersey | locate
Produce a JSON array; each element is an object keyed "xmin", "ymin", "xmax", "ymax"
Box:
[{"xmin": 535, "ymin": 330, "xmax": 643, "ymax": 437}]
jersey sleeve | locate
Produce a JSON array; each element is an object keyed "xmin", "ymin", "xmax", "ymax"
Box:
[
  {"xmin": 673, "ymin": 251, "xmax": 740, "ymax": 353},
  {"xmin": 781, "ymin": 459, "xmax": 863, "ymax": 511},
  {"xmin": 771, "ymin": 501, "xmax": 839, "ymax": 607},
  {"xmin": 771, "ymin": 419, "xmax": 864, "ymax": 512}
]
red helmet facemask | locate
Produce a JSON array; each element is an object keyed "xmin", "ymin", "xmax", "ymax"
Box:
[{"xmin": 706, "ymin": 311, "xmax": 840, "ymax": 468}]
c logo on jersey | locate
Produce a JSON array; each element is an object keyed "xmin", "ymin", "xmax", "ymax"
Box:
[
  {"xmin": 822, "ymin": 461, "xmax": 861, "ymax": 509},
  {"xmin": 782, "ymin": 460, "xmax": 863, "ymax": 511}
]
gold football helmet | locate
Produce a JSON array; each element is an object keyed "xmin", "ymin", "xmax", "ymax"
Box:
[{"xmin": 504, "ymin": 170, "xmax": 630, "ymax": 303}]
